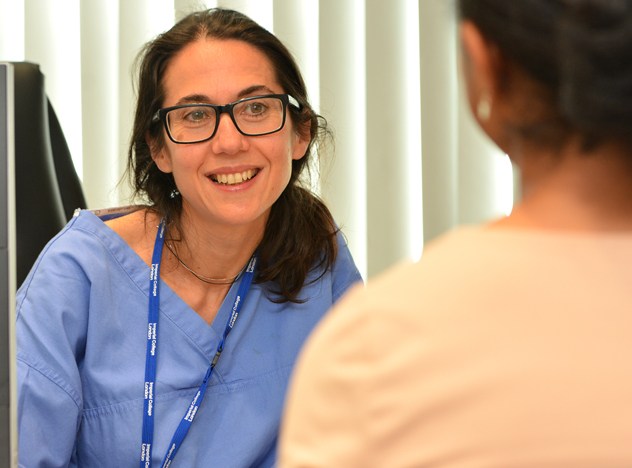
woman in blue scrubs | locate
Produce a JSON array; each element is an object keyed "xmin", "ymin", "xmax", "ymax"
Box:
[{"xmin": 16, "ymin": 8, "xmax": 362, "ymax": 468}]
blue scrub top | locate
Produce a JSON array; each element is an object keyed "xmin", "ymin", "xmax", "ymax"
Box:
[{"xmin": 16, "ymin": 209, "xmax": 362, "ymax": 468}]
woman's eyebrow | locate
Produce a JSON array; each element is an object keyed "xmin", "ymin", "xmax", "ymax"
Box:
[
  {"xmin": 237, "ymin": 85, "xmax": 276, "ymax": 99},
  {"xmin": 173, "ymin": 86, "xmax": 277, "ymax": 106},
  {"xmin": 175, "ymin": 94, "xmax": 211, "ymax": 105}
]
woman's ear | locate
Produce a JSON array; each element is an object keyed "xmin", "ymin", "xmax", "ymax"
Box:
[
  {"xmin": 460, "ymin": 20, "xmax": 499, "ymax": 125},
  {"xmin": 147, "ymin": 132, "xmax": 172, "ymax": 173},
  {"xmin": 291, "ymin": 131, "xmax": 310, "ymax": 161},
  {"xmin": 290, "ymin": 117, "xmax": 311, "ymax": 161},
  {"xmin": 461, "ymin": 20, "xmax": 529, "ymax": 156}
]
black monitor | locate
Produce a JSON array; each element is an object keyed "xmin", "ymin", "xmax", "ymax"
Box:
[{"xmin": 0, "ymin": 62, "xmax": 18, "ymax": 467}]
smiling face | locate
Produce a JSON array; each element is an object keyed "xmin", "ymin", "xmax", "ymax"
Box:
[{"xmin": 151, "ymin": 39, "xmax": 309, "ymax": 236}]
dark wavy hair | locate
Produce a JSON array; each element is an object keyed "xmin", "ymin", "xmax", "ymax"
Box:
[
  {"xmin": 458, "ymin": 0, "xmax": 632, "ymax": 150},
  {"xmin": 127, "ymin": 8, "xmax": 338, "ymax": 302}
]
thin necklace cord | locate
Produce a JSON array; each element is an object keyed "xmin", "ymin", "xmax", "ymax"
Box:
[{"xmin": 164, "ymin": 241, "xmax": 241, "ymax": 285}]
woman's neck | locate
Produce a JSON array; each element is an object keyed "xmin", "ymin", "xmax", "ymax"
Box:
[
  {"xmin": 167, "ymin": 208, "xmax": 266, "ymax": 282},
  {"xmin": 494, "ymin": 138, "xmax": 632, "ymax": 232}
]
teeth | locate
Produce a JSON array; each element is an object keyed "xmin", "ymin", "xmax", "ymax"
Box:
[{"xmin": 212, "ymin": 169, "xmax": 257, "ymax": 186}]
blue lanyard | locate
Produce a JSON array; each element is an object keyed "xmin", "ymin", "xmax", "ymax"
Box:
[{"xmin": 140, "ymin": 218, "xmax": 258, "ymax": 468}]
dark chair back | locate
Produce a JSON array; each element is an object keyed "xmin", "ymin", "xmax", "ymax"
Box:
[{"xmin": 12, "ymin": 62, "xmax": 87, "ymax": 287}]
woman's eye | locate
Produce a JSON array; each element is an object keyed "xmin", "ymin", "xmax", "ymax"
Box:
[
  {"xmin": 187, "ymin": 109, "xmax": 207, "ymax": 120},
  {"xmin": 246, "ymin": 102, "xmax": 267, "ymax": 115}
]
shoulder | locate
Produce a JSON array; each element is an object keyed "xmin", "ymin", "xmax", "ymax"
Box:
[
  {"xmin": 316, "ymin": 223, "xmax": 609, "ymax": 333},
  {"xmin": 329, "ymin": 230, "xmax": 364, "ymax": 303},
  {"xmin": 104, "ymin": 207, "xmax": 159, "ymax": 267},
  {"xmin": 103, "ymin": 206, "xmax": 152, "ymax": 238},
  {"xmin": 22, "ymin": 210, "xmax": 112, "ymax": 276},
  {"xmin": 17, "ymin": 207, "xmax": 152, "ymax": 304},
  {"xmin": 33, "ymin": 207, "xmax": 153, "ymax": 267},
  {"xmin": 305, "ymin": 227, "xmax": 491, "ymax": 335},
  {"xmin": 287, "ymin": 229, "xmax": 362, "ymax": 305}
]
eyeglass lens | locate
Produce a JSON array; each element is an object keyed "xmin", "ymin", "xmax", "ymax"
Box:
[{"xmin": 166, "ymin": 97, "xmax": 285, "ymax": 143}]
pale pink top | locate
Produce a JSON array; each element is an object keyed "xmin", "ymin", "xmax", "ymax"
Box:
[{"xmin": 279, "ymin": 226, "xmax": 632, "ymax": 468}]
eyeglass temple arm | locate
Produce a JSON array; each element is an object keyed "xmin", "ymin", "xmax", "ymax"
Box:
[{"xmin": 288, "ymin": 95, "xmax": 300, "ymax": 109}]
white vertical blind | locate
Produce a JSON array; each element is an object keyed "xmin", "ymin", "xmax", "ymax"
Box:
[
  {"xmin": 272, "ymin": 1, "xmax": 320, "ymax": 111},
  {"xmin": 273, "ymin": 0, "xmax": 321, "ymax": 195},
  {"xmin": 117, "ymin": 0, "xmax": 174, "ymax": 204},
  {"xmin": 24, "ymin": 0, "xmax": 83, "ymax": 178},
  {"xmin": 419, "ymin": 0, "xmax": 459, "ymax": 245},
  {"xmin": 366, "ymin": 0, "xmax": 422, "ymax": 277},
  {"xmin": 319, "ymin": 0, "xmax": 368, "ymax": 279},
  {"xmin": 404, "ymin": 0, "xmax": 424, "ymax": 263},
  {"xmin": 0, "ymin": 0, "xmax": 513, "ymax": 279},
  {"xmin": 175, "ymin": 0, "xmax": 218, "ymax": 21},
  {"xmin": 0, "ymin": 0, "xmax": 24, "ymax": 61},
  {"xmin": 219, "ymin": 0, "xmax": 273, "ymax": 31},
  {"xmin": 80, "ymin": 1, "xmax": 120, "ymax": 209}
]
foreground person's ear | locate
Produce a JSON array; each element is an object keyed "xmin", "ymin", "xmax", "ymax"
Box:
[{"xmin": 460, "ymin": 20, "xmax": 500, "ymax": 127}]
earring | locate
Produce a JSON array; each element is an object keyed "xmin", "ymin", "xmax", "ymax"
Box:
[
  {"xmin": 170, "ymin": 189, "xmax": 180, "ymax": 199},
  {"xmin": 477, "ymin": 93, "xmax": 492, "ymax": 121}
]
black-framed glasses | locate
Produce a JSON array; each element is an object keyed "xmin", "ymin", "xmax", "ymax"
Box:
[{"xmin": 152, "ymin": 94, "xmax": 300, "ymax": 144}]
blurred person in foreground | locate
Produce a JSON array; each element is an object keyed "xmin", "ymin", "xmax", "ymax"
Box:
[
  {"xmin": 16, "ymin": 8, "xmax": 361, "ymax": 468},
  {"xmin": 279, "ymin": 1, "xmax": 632, "ymax": 466}
]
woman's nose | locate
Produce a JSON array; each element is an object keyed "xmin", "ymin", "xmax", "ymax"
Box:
[{"xmin": 211, "ymin": 113, "xmax": 248, "ymax": 155}]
